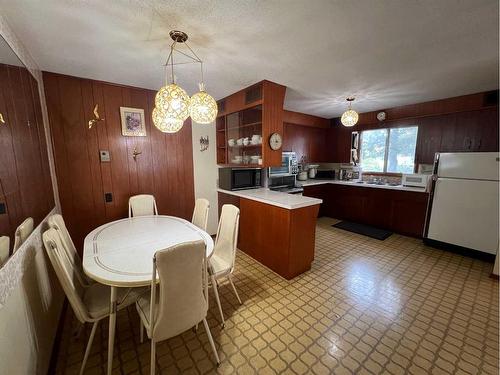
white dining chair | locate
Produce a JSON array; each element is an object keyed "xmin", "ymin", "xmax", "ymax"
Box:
[
  {"xmin": 136, "ymin": 240, "xmax": 220, "ymax": 375},
  {"xmin": 209, "ymin": 204, "xmax": 242, "ymax": 328},
  {"xmin": 13, "ymin": 217, "xmax": 34, "ymax": 253},
  {"xmin": 43, "ymin": 227, "xmax": 147, "ymax": 375},
  {"xmin": 191, "ymin": 198, "xmax": 210, "ymax": 231},
  {"xmin": 0, "ymin": 236, "xmax": 10, "ymax": 266},
  {"xmin": 128, "ymin": 194, "xmax": 158, "ymax": 217},
  {"xmin": 48, "ymin": 214, "xmax": 94, "ymax": 287}
]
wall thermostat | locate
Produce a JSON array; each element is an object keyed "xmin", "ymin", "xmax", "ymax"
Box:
[{"xmin": 100, "ymin": 150, "xmax": 110, "ymax": 162}]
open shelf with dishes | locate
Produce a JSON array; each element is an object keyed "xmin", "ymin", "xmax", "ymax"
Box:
[{"xmin": 216, "ymin": 80, "xmax": 286, "ymax": 167}]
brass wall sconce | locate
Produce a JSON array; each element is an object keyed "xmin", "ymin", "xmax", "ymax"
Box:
[
  {"xmin": 132, "ymin": 147, "xmax": 142, "ymax": 161},
  {"xmin": 88, "ymin": 104, "xmax": 104, "ymax": 129}
]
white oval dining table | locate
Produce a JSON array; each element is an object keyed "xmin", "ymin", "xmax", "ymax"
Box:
[{"xmin": 83, "ymin": 215, "xmax": 214, "ymax": 375}]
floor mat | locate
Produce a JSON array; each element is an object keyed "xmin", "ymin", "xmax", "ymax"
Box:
[{"xmin": 332, "ymin": 220, "xmax": 393, "ymax": 240}]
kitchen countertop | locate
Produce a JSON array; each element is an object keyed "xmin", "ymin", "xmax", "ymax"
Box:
[
  {"xmin": 298, "ymin": 179, "xmax": 429, "ymax": 193},
  {"xmin": 217, "ymin": 188, "xmax": 322, "ymax": 209}
]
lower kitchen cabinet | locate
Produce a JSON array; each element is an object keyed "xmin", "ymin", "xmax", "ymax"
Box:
[{"xmin": 303, "ymin": 184, "xmax": 429, "ymax": 237}]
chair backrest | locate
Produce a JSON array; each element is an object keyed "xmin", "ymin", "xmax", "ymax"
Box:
[
  {"xmin": 48, "ymin": 214, "xmax": 87, "ymax": 285},
  {"xmin": 191, "ymin": 198, "xmax": 210, "ymax": 231},
  {"xmin": 213, "ymin": 204, "xmax": 240, "ymax": 271},
  {"xmin": 42, "ymin": 228, "xmax": 89, "ymax": 323},
  {"xmin": 13, "ymin": 217, "xmax": 34, "ymax": 253},
  {"xmin": 0, "ymin": 236, "xmax": 10, "ymax": 266},
  {"xmin": 150, "ymin": 240, "xmax": 207, "ymax": 341},
  {"xmin": 128, "ymin": 194, "xmax": 158, "ymax": 217}
]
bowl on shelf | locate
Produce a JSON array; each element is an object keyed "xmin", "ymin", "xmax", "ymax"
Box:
[
  {"xmin": 228, "ymin": 139, "xmax": 235, "ymax": 147},
  {"xmin": 243, "ymin": 137, "xmax": 250, "ymax": 146},
  {"xmin": 250, "ymin": 155, "xmax": 260, "ymax": 163},
  {"xmin": 236, "ymin": 138, "xmax": 244, "ymax": 146}
]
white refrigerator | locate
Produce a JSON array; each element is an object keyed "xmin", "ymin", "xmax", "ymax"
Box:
[{"xmin": 425, "ymin": 152, "xmax": 499, "ymax": 255}]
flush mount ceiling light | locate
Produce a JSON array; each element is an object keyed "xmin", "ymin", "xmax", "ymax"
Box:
[
  {"xmin": 341, "ymin": 97, "xmax": 359, "ymax": 127},
  {"xmin": 152, "ymin": 30, "xmax": 217, "ymax": 133}
]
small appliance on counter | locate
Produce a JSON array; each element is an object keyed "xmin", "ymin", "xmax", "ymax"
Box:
[
  {"xmin": 315, "ymin": 169, "xmax": 336, "ymax": 180},
  {"xmin": 219, "ymin": 167, "xmax": 262, "ymax": 191},
  {"xmin": 308, "ymin": 164, "xmax": 319, "ymax": 179},
  {"xmin": 339, "ymin": 164, "xmax": 362, "ymax": 181},
  {"xmin": 268, "ymin": 174, "xmax": 304, "ymax": 195},
  {"xmin": 268, "ymin": 152, "xmax": 298, "ymax": 178},
  {"xmin": 401, "ymin": 173, "xmax": 430, "ymax": 189}
]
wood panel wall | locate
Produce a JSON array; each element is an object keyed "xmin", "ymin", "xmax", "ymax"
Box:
[
  {"xmin": 282, "ymin": 110, "xmax": 331, "ymax": 163},
  {"xmin": 43, "ymin": 72, "xmax": 195, "ymax": 251},
  {"xmin": 328, "ymin": 91, "xmax": 499, "ymax": 165},
  {"xmin": 0, "ymin": 64, "xmax": 54, "ymax": 251}
]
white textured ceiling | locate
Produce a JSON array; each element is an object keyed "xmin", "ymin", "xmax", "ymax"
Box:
[
  {"xmin": 0, "ymin": 35, "xmax": 23, "ymax": 66},
  {"xmin": 0, "ymin": 0, "xmax": 498, "ymax": 118}
]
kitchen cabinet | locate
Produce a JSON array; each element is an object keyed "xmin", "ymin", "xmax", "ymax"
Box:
[
  {"xmin": 300, "ymin": 184, "xmax": 327, "ymax": 216},
  {"xmin": 218, "ymin": 191, "xmax": 320, "ymax": 280},
  {"xmin": 283, "ymin": 124, "xmax": 330, "ymax": 163},
  {"xmin": 216, "ymin": 80, "xmax": 286, "ymax": 167},
  {"xmin": 303, "ymin": 184, "xmax": 429, "ymax": 237}
]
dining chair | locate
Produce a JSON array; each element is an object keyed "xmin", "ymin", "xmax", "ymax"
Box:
[
  {"xmin": 0, "ymin": 236, "xmax": 10, "ymax": 266},
  {"xmin": 209, "ymin": 204, "xmax": 242, "ymax": 328},
  {"xmin": 43, "ymin": 228, "xmax": 147, "ymax": 375},
  {"xmin": 136, "ymin": 240, "xmax": 220, "ymax": 375},
  {"xmin": 48, "ymin": 214, "xmax": 94, "ymax": 287},
  {"xmin": 13, "ymin": 217, "xmax": 34, "ymax": 253},
  {"xmin": 128, "ymin": 194, "xmax": 158, "ymax": 217},
  {"xmin": 191, "ymin": 198, "xmax": 210, "ymax": 231}
]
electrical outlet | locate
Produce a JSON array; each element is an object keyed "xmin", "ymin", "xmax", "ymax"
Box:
[
  {"xmin": 104, "ymin": 192, "xmax": 113, "ymax": 203},
  {"xmin": 0, "ymin": 202, "xmax": 5, "ymax": 214}
]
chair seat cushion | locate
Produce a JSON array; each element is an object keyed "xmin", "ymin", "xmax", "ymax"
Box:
[
  {"xmin": 83, "ymin": 283, "xmax": 148, "ymax": 319},
  {"xmin": 208, "ymin": 255, "xmax": 231, "ymax": 277}
]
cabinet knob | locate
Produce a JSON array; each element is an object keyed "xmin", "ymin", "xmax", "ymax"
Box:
[{"xmin": 0, "ymin": 113, "xmax": 5, "ymax": 125}]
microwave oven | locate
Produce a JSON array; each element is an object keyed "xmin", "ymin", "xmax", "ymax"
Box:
[
  {"xmin": 268, "ymin": 152, "xmax": 298, "ymax": 178},
  {"xmin": 218, "ymin": 168, "xmax": 262, "ymax": 191}
]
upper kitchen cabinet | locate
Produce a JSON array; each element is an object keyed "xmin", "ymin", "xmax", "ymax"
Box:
[
  {"xmin": 282, "ymin": 110, "xmax": 331, "ymax": 163},
  {"xmin": 216, "ymin": 80, "xmax": 286, "ymax": 167}
]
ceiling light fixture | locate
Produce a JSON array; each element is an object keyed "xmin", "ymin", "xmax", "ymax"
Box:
[
  {"xmin": 152, "ymin": 30, "xmax": 217, "ymax": 133},
  {"xmin": 341, "ymin": 97, "xmax": 359, "ymax": 127}
]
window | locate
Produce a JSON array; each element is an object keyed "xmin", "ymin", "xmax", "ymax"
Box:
[{"xmin": 359, "ymin": 126, "xmax": 418, "ymax": 173}]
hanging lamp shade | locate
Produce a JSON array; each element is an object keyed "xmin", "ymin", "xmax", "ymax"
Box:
[
  {"xmin": 152, "ymin": 107, "xmax": 185, "ymax": 133},
  {"xmin": 189, "ymin": 84, "xmax": 218, "ymax": 124},
  {"xmin": 341, "ymin": 97, "xmax": 359, "ymax": 127},
  {"xmin": 154, "ymin": 83, "xmax": 190, "ymax": 122}
]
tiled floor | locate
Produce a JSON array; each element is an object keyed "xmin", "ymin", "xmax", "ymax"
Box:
[{"xmin": 55, "ymin": 218, "xmax": 499, "ymax": 374}]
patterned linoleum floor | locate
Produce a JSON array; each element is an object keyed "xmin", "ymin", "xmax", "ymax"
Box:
[{"xmin": 55, "ymin": 218, "xmax": 499, "ymax": 374}]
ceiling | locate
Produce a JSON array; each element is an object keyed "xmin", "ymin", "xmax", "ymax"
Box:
[
  {"xmin": 0, "ymin": 35, "xmax": 23, "ymax": 66},
  {"xmin": 1, "ymin": 0, "xmax": 498, "ymax": 118}
]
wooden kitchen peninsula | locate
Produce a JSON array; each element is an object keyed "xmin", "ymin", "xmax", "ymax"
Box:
[{"xmin": 218, "ymin": 188, "xmax": 322, "ymax": 280}]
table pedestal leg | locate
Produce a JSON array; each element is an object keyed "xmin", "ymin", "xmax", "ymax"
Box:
[{"xmin": 107, "ymin": 286, "xmax": 117, "ymax": 375}]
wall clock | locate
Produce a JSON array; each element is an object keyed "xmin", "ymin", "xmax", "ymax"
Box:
[
  {"xmin": 269, "ymin": 132, "xmax": 283, "ymax": 150},
  {"xmin": 377, "ymin": 111, "xmax": 386, "ymax": 122}
]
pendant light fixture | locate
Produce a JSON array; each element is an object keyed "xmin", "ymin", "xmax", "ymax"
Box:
[
  {"xmin": 341, "ymin": 97, "xmax": 359, "ymax": 127},
  {"xmin": 152, "ymin": 30, "xmax": 217, "ymax": 133}
]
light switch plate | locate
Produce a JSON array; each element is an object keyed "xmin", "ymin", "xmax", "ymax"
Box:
[{"xmin": 100, "ymin": 150, "xmax": 110, "ymax": 162}]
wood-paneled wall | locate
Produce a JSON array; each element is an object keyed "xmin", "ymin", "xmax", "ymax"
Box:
[
  {"xmin": 282, "ymin": 110, "xmax": 331, "ymax": 163},
  {"xmin": 0, "ymin": 64, "xmax": 54, "ymax": 250},
  {"xmin": 328, "ymin": 91, "xmax": 499, "ymax": 164},
  {"xmin": 44, "ymin": 72, "xmax": 195, "ymax": 251}
]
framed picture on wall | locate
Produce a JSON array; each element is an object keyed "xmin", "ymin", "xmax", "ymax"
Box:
[{"xmin": 120, "ymin": 107, "xmax": 146, "ymax": 136}]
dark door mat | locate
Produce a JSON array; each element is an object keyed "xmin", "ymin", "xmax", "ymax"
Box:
[{"xmin": 332, "ymin": 221, "xmax": 393, "ymax": 240}]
